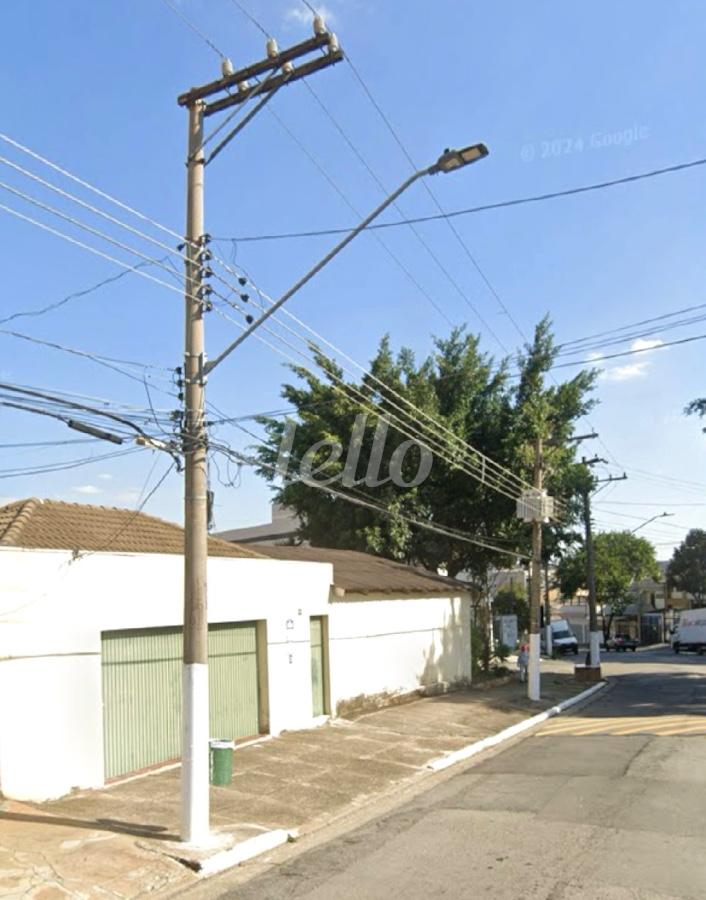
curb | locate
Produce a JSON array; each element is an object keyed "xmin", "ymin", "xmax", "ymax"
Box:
[
  {"xmin": 193, "ymin": 828, "xmax": 297, "ymax": 877},
  {"xmin": 166, "ymin": 682, "xmax": 608, "ymax": 884},
  {"xmin": 426, "ymin": 680, "xmax": 608, "ymax": 772}
]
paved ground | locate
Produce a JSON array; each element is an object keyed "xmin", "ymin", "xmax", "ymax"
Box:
[
  {"xmin": 0, "ymin": 665, "xmax": 578, "ymax": 898},
  {"xmin": 188, "ymin": 647, "xmax": 706, "ymax": 900}
]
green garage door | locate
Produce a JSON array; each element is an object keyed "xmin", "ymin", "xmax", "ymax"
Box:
[
  {"xmin": 102, "ymin": 622, "xmax": 260, "ymax": 780},
  {"xmin": 310, "ymin": 616, "xmax": 327, "ymax": 717}
]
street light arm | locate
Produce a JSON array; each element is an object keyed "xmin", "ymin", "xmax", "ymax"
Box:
[
  {"xmin": 630, "ymin": 512, "xmax": 673, "ymax": 534},
  {"xmin": 204, "ymin": 166, "xmax": 430, "ymax": 375}
]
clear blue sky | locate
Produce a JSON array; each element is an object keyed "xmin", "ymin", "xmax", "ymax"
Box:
[{"xmin": 1, "ymin": 0, "xmax": 705, "ymax": 557}]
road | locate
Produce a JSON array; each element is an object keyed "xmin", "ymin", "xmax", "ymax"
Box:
[{"xmin": 199, "ymin": 648, "xmax": 706, "ymax": 899}]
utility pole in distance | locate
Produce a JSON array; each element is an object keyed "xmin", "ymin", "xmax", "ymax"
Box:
[
  {"xmin": 529, "ymin": 434, "xmax": 543, "ymax": 701},
  {"xmin": 579, "ymin": 455, "xmax": 609, "ymax": 669},
  {"xmin": 517, "ymin": 435, "xmax": 554, "ymax": 702},
  {"xmin": 177, "ymin": 27, "xmax": 343, "ymax": 846},
  {"xmin": 592, "ymin": 470, "xmax": 628, "ymax": 649}
]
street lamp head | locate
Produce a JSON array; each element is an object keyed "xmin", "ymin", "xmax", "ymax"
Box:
[{"xmin": 430, "ymin": 142, "xmax": 489, "ymax": 174}]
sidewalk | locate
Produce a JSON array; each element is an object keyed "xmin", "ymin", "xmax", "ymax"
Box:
[{"xmin": 0, "ymin": 669, "xmax": 583, "ymax": 899}]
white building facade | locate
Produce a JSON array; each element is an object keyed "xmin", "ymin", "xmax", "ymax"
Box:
[{"xmin": 0, "ymin": 500, "xmax": 472, "ymax": 802}]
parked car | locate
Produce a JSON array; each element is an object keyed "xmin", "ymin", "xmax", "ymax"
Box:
[{"xmin": 605, "ymin": 633, "xmax": 639, "ymax": 652}]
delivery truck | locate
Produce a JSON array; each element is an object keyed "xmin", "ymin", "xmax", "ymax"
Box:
[
  {"xmin": 672, "ymin": 609, "xmax": 706, "ymax": 654},
  {"xmin": 542, "ymin": 618, "xmax": 579, "ymax": 655}
]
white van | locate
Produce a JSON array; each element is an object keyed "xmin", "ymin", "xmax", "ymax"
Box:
[
  {"xmin": 672, "ymin": 609, "xmax": 706, "ymax": 654},
  {"xmin": 543, "ymin": 618, "xmax": 579, "ymax": 655}
]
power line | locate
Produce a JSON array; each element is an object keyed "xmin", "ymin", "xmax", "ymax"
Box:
[
  {"xmin": 558, "ymin": 300, "xmax": 706, "ymax": 350},
  {"xmin": 0, "ymin": 256, "xmax": 166, "ymax": 327},
  {"xmin": 210, "ymin": 302, "xmax": 531, "ymax": 503},
  {"xmin": 300, "ymin": 79, "xmax": 507, "ymax": 349},
  {"xmin": 552, "ymin": 331, "xmax": 706, "ymax": 369},
  {"xmin": 0, "ymin": 179, "xmax": 195, "ymax": 294},
  {"xmin": 0, "ymin": 201, "xmax": 198, "ymax": 305},
  {"xmin": 212, "ymin": 436, "xmax": 528, "ymax": 561},
  {"xmin": 0, "ymin": 134, "xmax": 328, "ymax": 352},
  {"xmin": 0, "ymin": 445, "xmax": 142, "ymax": 479},
  {"xmin": 344, "ymin": 55, "xmax": 527, "ymax": 345},
  {"xmin": 595, "ymin": 501, "xmax": 706, "ymax": 507},
  {"xmin": 149, "ymin": 4, "xmax": 541, "ymax": 495},
  {"xmin": 591, "ymin": 507, "xmax": 690, "ymax": 530},
  {"xmin": 225, "ymin": 0, "xmax": 271, "ymax": 38},
  {"xmin": 264, "ymin": 106, "xmax": 457, "ymax": 328},
  {"xmin": 0, "ymin": 438, "xmax": 97, "ymax": 449},
  {"xmin": 216, "ymin": 156, "xmax": 706, "ymax": 243},
  {"xmin": 158, "ymin": 0, "xmax": 226, "ymax": 58},
  {"xmin": 624, "ymin": 468, "xmax": 706, "ymax": 491},
  {"xmin": 0, "ymin": 327, "xmax": 175, "ymax": 391}
]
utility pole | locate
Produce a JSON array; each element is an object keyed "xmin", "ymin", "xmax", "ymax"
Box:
[
  {"xmin": 516, "ymin": 435, "xmax": 556, "ymax": 701},
  {"xmin": 177, "ymin": 27, "xmax": 344, "ymax": 846},
  {"xmin": 543, "ymin": 560, "xmax": 552, "ymax": 658},
  {"xmin": 181, "ymin": 99, "xmax": 209, "ymax": 846},
  {"xmin": 579, "ymin": 456, "xmax": 607, "ymax": 669},
  {"xmin": 528, "ymin": 434, "xmax": 543, "ymax": 701},
  {"xmin": 174, "ymin": 26, "xmax": 489, "ymax": 846},
  {"xmin": 592, "ymin": 470, "xmax": 628, "ymax": 648}
]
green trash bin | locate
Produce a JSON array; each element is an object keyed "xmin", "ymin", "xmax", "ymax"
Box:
[{"xmin": 209, "ymin": 739, "xmax": 235, "ymax": 786}]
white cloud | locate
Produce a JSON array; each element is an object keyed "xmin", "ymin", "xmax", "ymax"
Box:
[
  {"xmin": 97, "ymin": 473, "xmax": 113, "ymax": 481},
  {"xmin": 592, "ymin": 338, "xmax": 665, "ymax": 382},
  {"xmin": 73, "ymin": 485, "xmax": 102, "ymax": 496},
  {"xmin": 632, "ymin": 338, "xmax": 664, "ymax": 353},
  {"xmin": 285, "ymin": 3, "xmax": 336, "ymax": 26},
  {"xmin": 602, "ymin": 362, "xmax": 649, "ymax": 382}
]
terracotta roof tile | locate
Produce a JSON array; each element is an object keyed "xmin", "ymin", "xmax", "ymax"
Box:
[
  {"xmin": 253, "ymin": 544, "xmax": 470, "ymax": 596},
  {"xmin": 0, "ymin": 498, "xmax": 262, "ymax": 558}
]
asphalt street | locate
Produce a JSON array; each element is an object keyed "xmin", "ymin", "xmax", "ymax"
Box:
[{"xmin": 200, "ymin": 648, "xmax": 706, "ymax": 900}]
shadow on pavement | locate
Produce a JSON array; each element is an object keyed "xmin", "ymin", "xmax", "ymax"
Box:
[{"xmin": 0, "ymin": 808, "xmax": 178, "ymax": 841}]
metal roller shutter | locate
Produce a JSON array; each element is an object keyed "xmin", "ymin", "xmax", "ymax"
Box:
[{"xmin": 102, "ymin": 622, "xmax": 259, "ymax": 779}]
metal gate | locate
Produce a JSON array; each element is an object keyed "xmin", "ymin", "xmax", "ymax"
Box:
[
  {"xmin": 102, "ymin": 622, "xmax": 259, "ymax": 779},
  {"xmin": 310, "ymin": 616, "xmax": 327, "ymax": 717}
]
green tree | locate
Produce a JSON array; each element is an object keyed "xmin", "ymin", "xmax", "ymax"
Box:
[
  {"xmin": 254, "ymin": 320, "xmax": 596, "ymax": 666},
  {"xmin": 557, "ymin": 530, "xmax": 659, "ymax": 639},
  {"xmin": 667, "ymin": 529, "xmax": 706, "ymax": 607}
]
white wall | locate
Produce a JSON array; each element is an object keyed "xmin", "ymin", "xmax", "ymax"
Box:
[
  {"xmin": 0, "ymin": 548, "xmax": 472, "ymax": 801},
  {"xmin": 327, "ymin": 594, "xmax": 471, "ymax": 713},
  {"xmin": 0, "ymin": 548, "xmax": 331, "ymax": 801}
]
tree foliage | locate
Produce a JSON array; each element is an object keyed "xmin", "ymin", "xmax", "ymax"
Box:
[
  {"xmin": 685, "ymin": 398, "xmax": 706, "ymax": 432},
  {"xmin": 667, "ymin": 529, "xmax": 706, "ymax": 606},
  {"xmin": 557, "ymin": 530, "xmax": 660, "ymax": 638},
  {"xmin": 255, "ymin": 318, "xmax": 596, "ymax": 580}
]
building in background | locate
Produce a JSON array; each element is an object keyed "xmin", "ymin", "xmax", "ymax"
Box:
[{"xmin": 215, "ymin": 503, "xmax": 300, "ymax": 546}]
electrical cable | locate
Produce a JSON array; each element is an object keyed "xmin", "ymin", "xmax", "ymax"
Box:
[
  {"xmin": 264, "ymin": 107, "xmax": 457, "ymax": 328},
  {"xmin": 211, "ymin": 297, "xmax": 543, "ymax": 504},
  {"xmin": 212, "ymin": 438, "xmax": 528, "ymax": 561},
  {"xmin": 209, "ymin": 258, "xmax": 541, "ymax": 499},
  {"xmin": 0, "ymin": 328, "xmax": 176, "ymax": 392},
  {"xmin": 211, "ymin": 302, "xmax": 529, "ymax": 503},
  {"xmin": 158, "ymin": 0, "xmax": 227, "ymax": 58},
  {"xmin": 217, "ymin": 156, "xmax": 706, "ymax": 243},
  {"xmin": 300, "ymin": 79, "xmax": 507, "ymax": 349},
  {"xmin": 551, "ymin": 332, "xmax": 706, "ymax": 369},
  {"xmin": 0, "ymin": 256, "xmax": 168, "ymax": 327}
]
